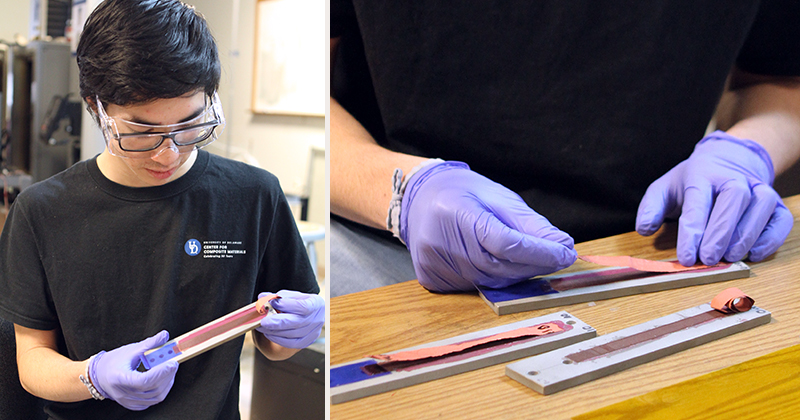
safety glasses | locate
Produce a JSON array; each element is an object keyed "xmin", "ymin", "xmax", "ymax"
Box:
[{"xmin": 94, "ymin": 91, "xmax": 226, "ymax": 159}]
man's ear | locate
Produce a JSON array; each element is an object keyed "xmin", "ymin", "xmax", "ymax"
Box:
[
  {"xmin": 84, "ymin": 97, "xmax": 102, "ymax": 125},
  {"xmin": 85, "ymin": 96, "xmax": 97, "ymax": 112}
]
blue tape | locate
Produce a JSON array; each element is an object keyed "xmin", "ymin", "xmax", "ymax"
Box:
[
  {"xmin": 330, "ymin": 360, "xmax": 390, "ymax": 387},
  {"xmin": 478, "ymin": 279, "xmax": 558, "ymax": 303},
  {"xmin": 140, "ymin": 344, "xmax": 182, "ymax": 370}
]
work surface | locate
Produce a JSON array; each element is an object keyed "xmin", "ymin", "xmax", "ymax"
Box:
[{"xmin": 330, "ymin": 194, "xmax": 800, "ymax": 419}]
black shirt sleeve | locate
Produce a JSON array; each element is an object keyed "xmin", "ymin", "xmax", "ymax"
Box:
[
  {"xmin": 0, "ymin": 198, "xmax": 58, "ymax": 330},
  {"xmin": 736, "ymin": 0, "xmax": 800, "ymax": 76}
]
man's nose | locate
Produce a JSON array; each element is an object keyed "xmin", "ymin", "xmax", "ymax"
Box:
[{"xmin": 151, "ymin": 137, "xmax": 181, "ymax": 162}]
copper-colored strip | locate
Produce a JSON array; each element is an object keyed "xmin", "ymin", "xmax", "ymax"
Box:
[
  {"xmin": 369, "ymin": 322, "xmax": 566, "ymax": 362},
  {"xmin": 361, "ymin": 321, "xmax": 572, "ymax": 376},
  {"xmin": 549, "ymin": 263, "xmax": 731, "ymax": 292},
  {"xmin": 711, "ymin": 287, "xmax": 753, "ymax": 313},
  {"xmin": 566, "ymin": 310, "xmax": 727, "ymax": 363},
  {"xmin": 177, "ymin": 296, "xmax": 279, "ymax": 352},
  {"xmin": 578, "ymin": 255, "xmax": 723, "ymax": 273},
  {"xmin": 362, "ymin": 334, "xmax": 547, "ymax": 375},
  {"xmin": 178, "ymin": 308, "xmax": 266, "ymax": 351}
]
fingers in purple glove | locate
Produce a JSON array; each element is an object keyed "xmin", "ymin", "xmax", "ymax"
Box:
[
  {"xmin": 401, "ymin": 161, "xmax": 580, "ymax": 292},
  {"xmin": 144, "ymin": 330, "xmax": 171, "ymax": 348},
  {"xmin": 473, "ymin": 212, "xmax": 576, "ymax": 274},
  {"xmin": 722, "ymin": 184, "xmax": 778, "ymax": 262},
  {"xmin": 698, "ymin": 181, "xmax": 751, "ymax": 265},
  {"xmin": 259, "ymin": 314, "xmax": 321, "ymax": 348},
  {"xmin": 270, "ymin": 295, "xmax": 321, "ymax": 316},
  {"xmin": 124, "ymin": 361, "xmax": 179, "ymax": 410},
  {"xmin": 491, "ymin": 199, "xmax": 576, "ymax": 249},
  {"xmin": 91, "ymin": 330, "xmax": 179, "ymax": 411},
  {"xmin": 749, "ymin": 201, "xmax": 793, "ymax": 261},
  {"xmin": 415, "ymin": 195, "xmax": 576, "ymax": 291},
  {"xmin": 261, "ymin": 316, "xmax": 320, "ymax": 338},
  {"xmin": 635, "ymin": 177, "xmax": 679, "ymax": 236},
  {"xmin": 131, "ymin": 330, "xmax": 170, "ymax": 369},
  {"xmin": 260, "ymin": 315, "xmax": 321, "ymax": 348},
  {"xmin": 676, "ymin": 186, "xmax": 713, "ymax": 266},
  {"xmin": 638, "ymin": 133, "xmax": 787, "ymax": 267},
  {"xmin": 256, "ymin": 291, "xmax": 324, "ymax": 349}
]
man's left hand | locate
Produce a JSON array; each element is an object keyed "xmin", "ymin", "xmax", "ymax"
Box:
[
  {"xmin": 256, "ymin": 290, "xmax": 324, "ymax": 349},
  {"xmin": 636, "ymin": 130, "xmax": 793, "ymax": 266}
]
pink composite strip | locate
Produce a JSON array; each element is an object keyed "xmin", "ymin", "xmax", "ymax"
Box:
[
  {"xmin": 140, "ymin": 295, "xmax": 279, "ymax": 370},
  {"xmin": 578, "ymin": 255, "xmax": 720, "ymax": 273},
  {"xmin": 361, "ymin": 321, "xmax": 567, "ymax": 375},
  {"xmin": 177, "ymin": 304, "xmax": 267, "ymax": 351},
  {"xmin": 710, "ymin": 287, "xmax": 753, "ymax": 313},
  {"xmin": 369, "ymin": 322, "xmax": 565, "ymax": 362}
]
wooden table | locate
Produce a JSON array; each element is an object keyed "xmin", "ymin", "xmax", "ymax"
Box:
[{"xmin": 330, "ymin": 195, "xmax": 800, "ymax": 419}]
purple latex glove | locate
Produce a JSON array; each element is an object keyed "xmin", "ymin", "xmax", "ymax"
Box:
[
  {"xmin": 256, "ymin": 290, "xmax": 324, "ymax": 349},
  {"xmin": 636, "ymin": 131, "xmax": 793, "ymax": 266},
  {"xmin": 89, "ymin": 330, "xmax": 179, "ymax": 411},
  {"xmin": 399, "ymin": 161, "xmax": 577, "ymax": 292}
]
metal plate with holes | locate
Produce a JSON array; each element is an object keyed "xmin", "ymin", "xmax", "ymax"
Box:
[
  {"xmin": 331, "ymin": 311, "xmax": 596, "ymax": 404},
  {"xmin": 506, "ymin": 304, "xmax": 771, "ymax": 395},
  {"xmin": 479, "ymin": 261, "xmax": 751, "ymax": 315}
]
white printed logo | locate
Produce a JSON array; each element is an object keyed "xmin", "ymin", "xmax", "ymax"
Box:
[{"xmin": 184, "ymin": 239, "xmax": 201, "ymax": 256}]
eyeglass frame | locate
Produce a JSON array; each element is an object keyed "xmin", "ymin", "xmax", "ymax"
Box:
[{"xmin": 93, "ymin": 91, "xmax": 226, "ymax": 156}]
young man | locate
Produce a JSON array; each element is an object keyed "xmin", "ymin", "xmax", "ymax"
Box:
[{"xmin": 0, "ymin": 1, "xmax": 323, "ymax": 418}]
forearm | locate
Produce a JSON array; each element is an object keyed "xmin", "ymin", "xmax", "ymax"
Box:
[
  {"xmin": 716, "ymin": 70, "xmax": 800, "ymax": 175},
  {"xmin": 330, "ymin": 97, "xmax": 427, "ymax": 229},
  {"xmin": 251, "ymin": 331, "xmax": 301, "ymax": 361},
  {"xmin": 15, "ymin": 326, "xmax": 91, "ymax": 402}
]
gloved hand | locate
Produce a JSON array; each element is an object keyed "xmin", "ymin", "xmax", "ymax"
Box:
[
  {"xmin": 636, "ymin": 130, "xmax": 793, "ymax": 266},
  {"xmin": 256, "ymin": 290, "xmax": 324, "ymax": 349},
  {"xmin": 399, "ymin": 161, "xmax": 577, "ymax": 292},
  {"xmin": 88, "ymin": 330, "xmax": 179, "ymax": 411}
]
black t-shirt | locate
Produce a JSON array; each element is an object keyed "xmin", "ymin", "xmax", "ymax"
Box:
[
  {"xmin": 0, "ymin": 151, "xmax": 319, "ymax": 419},
  {"xmin": 331, "ymin": 0, "xmax": 800, "ymax": 242}
]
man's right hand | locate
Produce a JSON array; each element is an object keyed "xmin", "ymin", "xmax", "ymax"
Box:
[
  {"xmin": 89, "ymin": 330, "xmax": 179, "ymax": 411},
  {"xmin": 399, "ymin": 161, "xmax": 577, "ymax": 292}
]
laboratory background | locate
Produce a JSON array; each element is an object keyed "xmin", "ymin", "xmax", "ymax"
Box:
[{"xmin": 0, "ymin": 0, "xmax": 325, "ymax": 419}]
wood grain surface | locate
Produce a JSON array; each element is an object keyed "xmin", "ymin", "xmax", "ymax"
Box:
[
  {"xmin": 330, "ymin": 195, "xmax": 800, "ymax": 420},
  {"xmin": 573, "ymin": 343, "xmax": 800, "ymax": 419}
]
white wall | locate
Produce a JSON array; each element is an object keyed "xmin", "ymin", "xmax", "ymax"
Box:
[
  {"xmin": 190, "ymin": 0, "xmax": 327, "ymax": 276},
  {"xmin": 0, "ymin": 0, "xmax": 31, "ymax": 42},
  {"xmin": 191, "ymin": 0, "xmax": 325, "ymax": 195}
]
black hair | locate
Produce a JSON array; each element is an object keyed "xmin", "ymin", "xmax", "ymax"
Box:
[{"xmin": 76, "ymin": 0, "xmax": 220, "ymax": 106}]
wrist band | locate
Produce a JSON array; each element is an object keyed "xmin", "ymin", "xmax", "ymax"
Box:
[
  {"xmin": 80, "ymin": 354, "xmax": 106, "ymax": 401},
  {"xmin": 386, "ymin": 159, "xmax": 444, "ymax": 244}
]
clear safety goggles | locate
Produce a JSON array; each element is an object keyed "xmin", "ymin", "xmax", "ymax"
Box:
[{"xmin": 94, "ymin": 91, "xmax": 225, "ymax": 159}]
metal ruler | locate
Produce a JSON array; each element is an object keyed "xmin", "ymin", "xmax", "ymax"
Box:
[
  {"xmin": 140, "ymin": 297, "xmax": 277, "ymax": 370},
  {"xmin": 331, "ymin": 311, "xmax": 596, "ymax": 404},
  {"xmin": 479, "ymin": 261, "xmax": 750, "ymax": 315},
  {"xmin": 506, "ymin": 302, "xmax": 771, "ymax": 395}
]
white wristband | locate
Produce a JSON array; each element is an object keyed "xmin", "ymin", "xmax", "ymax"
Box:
[
  {"xmin": 386, "ymin": 158, "xmax": 444, "ymax": 244},
  {"xmin": 79, "ymin": 354, "xmax": 106, "ymax": 401}
]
